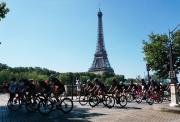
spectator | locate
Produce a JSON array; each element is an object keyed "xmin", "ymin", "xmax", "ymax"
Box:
[{"xmin": 76, "ymin": 79, "xmax": 81, "ymax": 99}]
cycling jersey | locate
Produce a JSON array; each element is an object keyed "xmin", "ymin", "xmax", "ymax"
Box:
[{"xmin": 54, "ymin": 81, "xmax": 65, "ymax": 94}]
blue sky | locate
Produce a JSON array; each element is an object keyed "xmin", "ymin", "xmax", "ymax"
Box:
[{"xmin": 0, "ymin": 0, "xmax": 180, "ymax": 78}]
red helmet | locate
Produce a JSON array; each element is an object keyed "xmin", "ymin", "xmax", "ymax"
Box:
[{"xmin": 44, "ymin": 80, "xmax": 49, "ymax": 85}]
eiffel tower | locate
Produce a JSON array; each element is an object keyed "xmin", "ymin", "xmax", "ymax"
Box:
[{"xmin": 88, "ymin": 9, "xmax": 114, "ymax": 74}]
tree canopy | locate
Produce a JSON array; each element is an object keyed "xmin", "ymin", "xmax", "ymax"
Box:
[
  {"xmin": 143, "ymin": 30, "xmax": 180, "ymax": 79},
  {"xmin": 0, "ymin": 2, "xmax": 9, "ymax": 21},
  {"xmin": 0, "ymin": 63, "xmax": 127, "ymax": 85}
]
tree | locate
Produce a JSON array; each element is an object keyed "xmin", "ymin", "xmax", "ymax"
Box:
[
  {"xmin": 0, "ymin": 2, "xmax": 9, "ymax": 21},
  {"xmin": 0, "ymin": 63, "xmax": 128, "ymax": 85},
  {"xmin": 143, "ymin": 31, "xmax": 180, "ymax": 79},
  {"xmin": 101, "ymin": 72, "xmax": 115, "ymax": 83},
  {"xmin": 104, "ymin": 75, "xmax": 125, "ymax": 85},
  {"xmin": 173, "ymin": 30, "xmax": 180, "ymax": 73}
]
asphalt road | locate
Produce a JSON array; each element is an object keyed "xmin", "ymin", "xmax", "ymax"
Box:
[{"xmin": 0, "ymin": 93, "xmax": 180, "ymax": 122}]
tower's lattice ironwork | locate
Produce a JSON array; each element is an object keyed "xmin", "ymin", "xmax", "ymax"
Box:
[{"xmin": 89, "ymin": 9, "xmax": 114, "ymax": 74}]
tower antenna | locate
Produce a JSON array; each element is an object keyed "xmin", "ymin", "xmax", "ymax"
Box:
[{"xmin": 98, "ymin": 0, "xmax": 102, "ymax": 10}]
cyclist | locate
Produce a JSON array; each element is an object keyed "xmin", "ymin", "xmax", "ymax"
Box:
[
  {"xmin": 141, "ymin": 79, "xmax": 148, "ymax": 99},
  {"xmin": 126, "ymin": 81, "xmax": 137, "ymax": 98},
  {"xmin": 118, "ymin": 81, "xmax": 127, "ymax": 95},
  {"xmin": 90, "ymin": 78, "xmax": 106, "ymax": 95},
  {"xmin": 8, "ymin": 78, "xmax": 18, "ymax": 102},
  {"xmin": 136, "ymin": 80, "xmax": 142, "ymax": 92},
  {"xmin": 39, "ymin": 80, "xmax": 52, "ymax": 97},
  {"xmin": 152, "ymin": 80, "xmax": 160, "ymax": 93},
  {"xmin": 127, "ymin": 81, "xmax": 137, "ymax": 92},
  {"xmin": 108, "ymin": 79, "xmax": 119, "ymax": 94},
  {"xmin": 16, "ymin": 79, "xmax": 27, "ymax": 101},
  {"xmin": 26, "ymin": 79, "xmax": 36, "ymax": 95},
  {"xmin": 84, "ymin": 79, "xmax": 94, "ymax": 92},
  {"xmin": 51, "ymin": 77, "xmax": 65, "ymax": 99}
]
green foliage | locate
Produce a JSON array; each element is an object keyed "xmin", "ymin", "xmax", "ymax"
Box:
[
  {"xmin": 58, "ymin": 72, "xmax": 74, "ymax": 85},
  {"xmin": 173, "ymin": 30, "xmax": 180, "ymax": 72},
  {"xmin": 143, "ymin": 30, "xmax": 180, "ymax": 79},
  {"xmin": 103, "ymin": 74, "xmax": 125, "ymax": 85},
  {"xmin": 79, "ymin": 75, "xmax": 90, "ymax": 84},
  {"xmin": 0, "ymin": 2, "xmax": 9, "ymax": 21},
  {"xmin": 0, "ymin": 63, "xmax": 127, "ymax": 85},
  {"xmin": 101, "ymin": 72, "xmax": 115, "ymax": 82},
  {"xmin": 0, "ymin": 63, "xmax": 55, "ymax": 85},
  {"xmin": 126, "ymin": 78, "xmax": 137, "ymax": 83}
]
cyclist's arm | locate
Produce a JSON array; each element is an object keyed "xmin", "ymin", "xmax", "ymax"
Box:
[
  {"xmin": 94, "ymin": 87, "xmax": 100, "ymax": 94},
  {"xmin": 108, "ymin": 85, "xmax": 113, "ymax": 93},
  {"xmin": 112, "ymin": 86, "xmax": 117, "ymax": 93},
  {"xmin": 89, "ymin": 85, "xmax": 96, "ymax": 92}
]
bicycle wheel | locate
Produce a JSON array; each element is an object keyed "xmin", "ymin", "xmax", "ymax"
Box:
[
  {"xmin": 7, "ymin": 97, "xmax": 21, "ymax": 111},
  {"xmin": 119, "ymin": 95, "xmax": 127, "ymax": 107},
  {"xmin": 127, "ymin": 93, "xmax": 133, "ymax": 102},
  {"xmin": 102, "ymin": 95, "xmax": 109, "ymax": 107},
  {"xmin": 26, "ymin": 97, "xmax": 39, "ymax": 112},
  {"xmin": 49, "ymin": 96, "xmax": 58, "ymax": 111},
  {"xmin": 79, "ymin": 95, "xmax": 88, "ymax": 106},
  {"xmin": 157, "ymin": 97, "xmax": 163, "ymax": 103},
  {"xmin": 59, "ymin": 98, "xmax": 73, "ymax": 113},
  {"xmin": 38, "ymin": 100, "xmax": 53, "ymax": 115},
  {"xmin": 146, "ymin": 97, "xmax": 154, "ymax": 105},
  {"xmin": 106, "ymin": 96, "xmax": 115, "ymax": 108},
  {"xmin": 135, "ymin": 95, "xmax": 142, "ymax": 104},
  {"xmin": 89, "ymin": 95, "xmax": 98, "ymax": 107}
]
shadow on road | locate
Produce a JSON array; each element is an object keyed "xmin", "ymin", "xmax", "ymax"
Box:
[
  {"xmin": 0, "ymin": 104, "xmax": 106, "ymax": 122},
  {"xmin": 113, "ymin": 106, "xmax": 142, "ymax": 110}
]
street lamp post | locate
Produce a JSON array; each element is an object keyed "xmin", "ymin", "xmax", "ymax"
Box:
[
  {"xmin": 168, "ymin": 24, "xmax": 180, "ymax": 107},
  {"xmin": 146, "ymin": 64, "xmax": 150, "ymax": 83}
]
